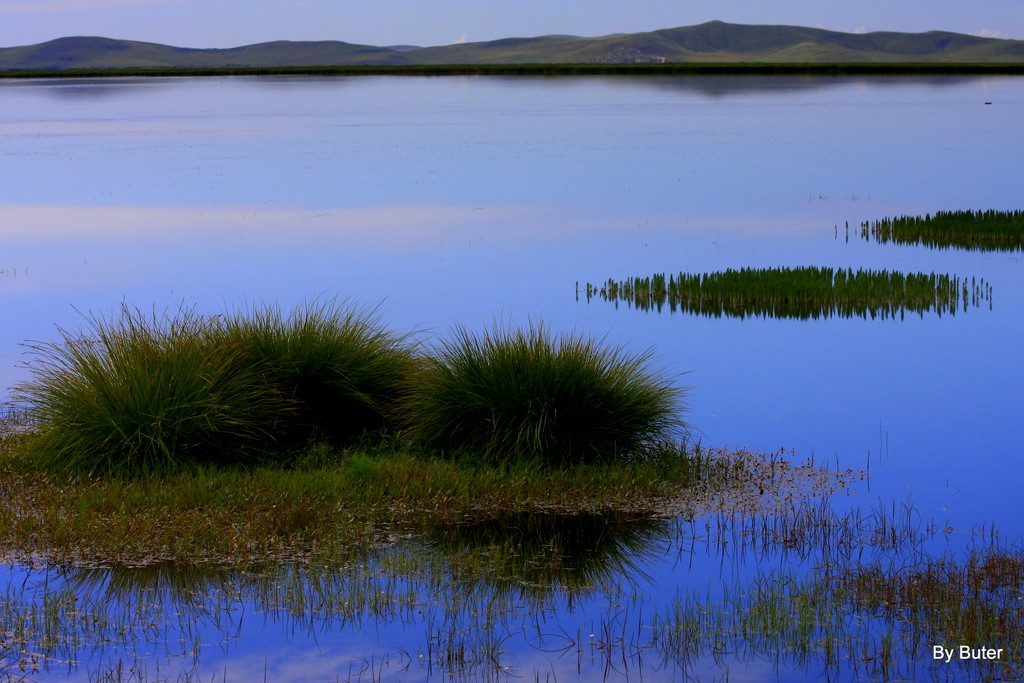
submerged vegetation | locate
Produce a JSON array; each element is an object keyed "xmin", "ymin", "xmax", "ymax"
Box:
[
  {"xmin": 583, "ymin": 266, "xmax": 992, "ymax": 319},
  {"xmin": 861, "ymin": 209, "xmax": 1024, "ymax": 251},
  {"xmin": 651, "ymin": 539, "xmax": 1024, "ymax": 683}
]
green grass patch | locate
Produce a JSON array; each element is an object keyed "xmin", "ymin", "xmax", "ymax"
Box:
[
  {"xmin": 0, "ymin": 436, "xmax": 847, "ymax": 568},
  {"xmin": 401, "ymin": 322, "xmax": 685, "ymax": 466},
  {"xmin": 860, "ymin": 209, "xmax": 1024, "ymax": 251},
  {"xmin": 583, "ymin": 267, "xmax": 992, "ymax": 320}
]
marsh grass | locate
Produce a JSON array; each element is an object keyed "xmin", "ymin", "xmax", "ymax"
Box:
[
  {"xmin": 648, "ymin": 491, "xmax": 1024, "ymax": 681},
  {"xmin": 14, "ymin": 305, "xmax": 285, "ymax": 474},
  {"xmin": 585, "ymin": 267, "xmax": 992, "ymax": 319},
  {"xmin": 13, "ymin": 301, "xmax": 1015, "ymax": 680},
  {"xmin": 861, "ymin": 209, "xmax": 1024, "ymax": 251},
  {"xmin": 13, "ymin": 305, "xmax": 686, "ymax": 472},
  {"xmin": 0, "ymin": 438, "xmax": 845, "ymax": 568},
  {"xmin": 4, "ymin": 480, "xmax": 1018, "ymax": 683},
  {"xmin": 222, "ymin": 300, "xmax": 420, "ymax": 447},
  {"xmin": 0, "ymin": 402, "xmax": 33, "ymax": 437},
  {"xmin": 650, "ymin": 542, "xmax": 1024, "ymax": 682},
  {"xmin": 403, "ymin": 323, "xmax": 685, "ymax": 466}
]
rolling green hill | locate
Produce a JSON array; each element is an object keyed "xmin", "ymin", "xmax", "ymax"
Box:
[
  {"xmin": 3, "ymin": 21, "xmax": 1023, "ymax": 71},
  {"xmin": 0, "ymin": 36, "xmax": 404, "ymax": 70},
  {"xmin": 408, "ymin": 22, "xmax": 1024, "ymax": 63}
]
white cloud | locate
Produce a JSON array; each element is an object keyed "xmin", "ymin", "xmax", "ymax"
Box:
[
  {"xmin": 815, "ymin": 22, "xmax": 869, "ymax": 35},
  {"xmin": 970, "ymin": 28, "xmax": 1005, "ymax": 39},
  {"xmin": 449, "ymin": 33, "xmax": 469, "ymax": 45}
]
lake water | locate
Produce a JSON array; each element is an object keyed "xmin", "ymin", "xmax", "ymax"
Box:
[{"xmin": 1, "ymin": 74, "xmax": 1022, "ymax": 681}]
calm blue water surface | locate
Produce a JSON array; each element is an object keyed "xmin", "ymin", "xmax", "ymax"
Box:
[{"xmin": 1, "ymin": 74, "xmax": 1022, "ymax": 681}]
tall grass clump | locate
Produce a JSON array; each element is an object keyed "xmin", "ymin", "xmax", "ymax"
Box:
[
  {"xmin": 223, "ymin": 300, "xmax": 420, "ymax": 446},
  {"xmin": 15, "ymin": 305, "xmax": 284, "ymax": 474},
  {"xmin": 403, "ymin": 323, "xmax": 684, "ymax": 466}
]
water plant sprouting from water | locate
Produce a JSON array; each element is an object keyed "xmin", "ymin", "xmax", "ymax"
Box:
[
  {"xmin": 582, "ymin": 267, "xmax": 992, "ymax": 320},
  {"xmin": 650, "ymin": 540, "xmax": 1024, "ymax": 683},
  {"xmin": 860, "ymin": 209, "xmax": 1024, "ymax": 251},
  {"xmin": 402, "ymin": 322, "xmax": 685, "ymax": 466}
]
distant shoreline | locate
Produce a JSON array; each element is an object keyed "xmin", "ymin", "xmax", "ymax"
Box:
[{"xmin": 3, "ymin": 62, "xmax": 1024, "ymax": 79}]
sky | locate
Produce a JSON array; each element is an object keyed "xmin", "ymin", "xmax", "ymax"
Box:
[{"xmin": 2, "ymin": 0, "xmax": 1024, "ymax": 49}]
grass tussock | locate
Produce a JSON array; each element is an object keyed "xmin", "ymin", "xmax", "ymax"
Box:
[
  {"xmin": 13, "ymin": 301, "xmax": 420, "ymax": 475},
  {"xmin": 13, "ymin": 304, "xmax": 688, "ymax": 473},
  {"xmin": 15, "ymin": 305, "xmax": 284, "ymax": 474},
  {"xmin": 402, "ymin": 323, "xmax": 686, "ymax": 466},
  {"xmin": 223, "ymin": 300, "xmax": 419, "ymax": 446}
]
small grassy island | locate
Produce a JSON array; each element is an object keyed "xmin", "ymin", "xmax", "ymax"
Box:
[
  {"xmin": 582, "ymin": 267, "xmax": 992, "ymax": 319},
  {"xmin": 1, "ymin": 301, "xmax": 707, "ymax": 566}
]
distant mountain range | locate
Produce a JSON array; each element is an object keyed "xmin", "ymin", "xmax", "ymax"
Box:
[{"xmin": 3, "ymin": 21, "xmax": 1024, "ymax": 71}]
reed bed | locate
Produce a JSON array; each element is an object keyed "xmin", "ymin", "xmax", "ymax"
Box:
[
  {"xmin": 583, "ymin": 267, "xmax": 992, "ymax": 320},
  {"xmin": 861, "ymin": 209, "xmax": 1024, "ymax": 251}
]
